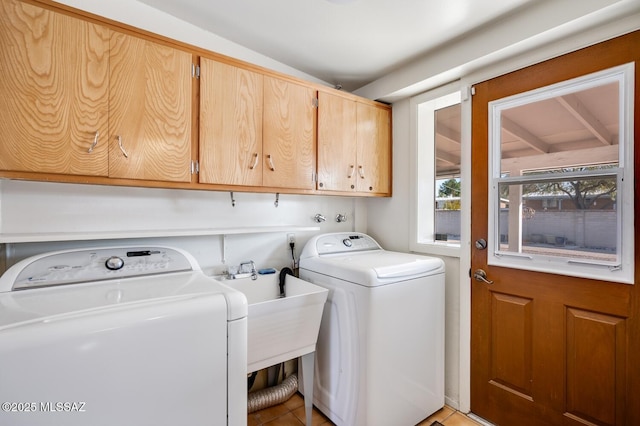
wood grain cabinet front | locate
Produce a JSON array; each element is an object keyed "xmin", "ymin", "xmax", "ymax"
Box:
[
  {"xmin": 199, "ymin": 58, "xmax": 264, "ymax": 186},
  {"xmin": 316, "ymin": 91, "xmax": 357, "ymax": 192},
  {"xmin": 108, "ymin": 32, "xmax": 193, "ymax": 183},
  {"xmin": 263, "ymin": 76, "xmax": 317, "ymax": 190},
  {"xmin": 356, "ymin": 102, "xmax": 391, "ymax": 195},
  {"xmin": 0, "ymin": 0, "xmax": 110, "ymax": 176},
  {"xmin": 317, "ymin": 91, "xmax": 391, "ymax": 195},
  {"xmin": 199, "ymin": 60, "xmax": 317, "ymax": 190},
  {"xmin": 0, "ymin": 0, "xmax": 390, "ymax": 195},
  {"xmin": 0, "ymin": 0, "xmax": 193, "ymax": 183}
]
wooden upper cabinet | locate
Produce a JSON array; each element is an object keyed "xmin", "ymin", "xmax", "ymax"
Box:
[
  {"xmin": 108, "ymin": 32, "xmax": 192, "ymax": 182},
  {"xmin": 317, "ymin": 92, "xmax": 357, "ymax": 191},
  {"xmin": 0, "ymin": 0, "xmax": 390, "ymax": 195},
  {"xmin": 263, "ymin": 76, "xmax": 317, "ymax": 189},
  {"xmin": 199, "ymin": 58, "xmax": 263, "ymax": 186},
  {"xmin": 0, "ymin": 0, "xmax": 109, "ymax": 176},
  {"xmin": 356, "ymin": 102, "xmax": 391, "ymax": 194},
  {"xmin": 317, "ymin": 91, "xmax": 391, "ymax": 194}
]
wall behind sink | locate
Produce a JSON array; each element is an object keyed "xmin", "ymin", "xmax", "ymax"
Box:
[{"xmin": 0, "ymin": 180, "xmax": 363, "ymax": 274}]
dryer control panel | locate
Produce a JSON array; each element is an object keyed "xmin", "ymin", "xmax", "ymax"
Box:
[{"xmin": 1, "ymin": 247, "xmax": 196, "ymax": 292}]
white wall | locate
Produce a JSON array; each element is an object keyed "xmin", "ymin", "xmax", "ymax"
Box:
[{"xmin": 0, "ymin": 180, "xmax": 361, "ymax": 272}]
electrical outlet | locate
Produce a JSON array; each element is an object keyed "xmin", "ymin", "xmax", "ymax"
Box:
[{"xmin": 287, "ymin": 233, "xmax": 296, "ymax": 245}]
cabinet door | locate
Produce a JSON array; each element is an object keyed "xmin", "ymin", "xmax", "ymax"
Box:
[
  {"xmin": 317, "ymin": 92, "xmax": 357, "ymax": 191},
  {"xmin": 199, "ymin": 58, "xmax": 263, "ymax": 186},
  {"xmin": 0, "ymin": 0, "xmax": 109, "ymax": 176},
  {"xmin": 263, "ymin": 77, "xmax": 316, "ymax": 189},
  {"xmin": 109, "ymin": 32, "xmax": 192, "ymax": 182},
  {"xmin": 356, "ymin": 103, "xmax": 391, "ymax": 194}
]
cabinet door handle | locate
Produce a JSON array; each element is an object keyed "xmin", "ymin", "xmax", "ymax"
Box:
[
  {"xmin": 358, "ymin": 165, "xmax": 365, "ymax": 179},
  {"xmin": 88, "ymin": 131, "xmax": 99, "ymax": 153},
  {"xmin": 347, "ymin": 164, "xmax": 355, "ymax": 178},
  {"xmin": 117, "ymin": 135, "xmax": 129, "ymax": 158},
  {"xmin": 249, "ymin": 153, "xmax": 259, "ymax": 170},
  {"xmin": 267, "ymin": 154, "xmax": 275, "ymax": 171}
]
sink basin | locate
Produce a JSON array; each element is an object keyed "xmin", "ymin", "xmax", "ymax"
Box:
[{"xmin": 217, "ymin": 273, "xmax": 328, "ymax": 373}]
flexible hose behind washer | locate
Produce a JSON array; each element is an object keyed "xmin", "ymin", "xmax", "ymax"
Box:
[{"xmin": 247, "ymin": 373, "xmax": 298, "ymax": 413}]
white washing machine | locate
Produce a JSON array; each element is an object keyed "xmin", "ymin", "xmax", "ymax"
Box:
[
  {"xmin": 299, "ymin": 233, "xmax": 445, "ymax": 426},
  {"xmin": 0, "ymin": 246, "xmax": 247, "ymax": 426}
]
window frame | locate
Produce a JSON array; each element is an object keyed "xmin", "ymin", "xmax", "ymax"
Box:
[
  {"xmin": 410, "ymin": 83, "xmax": 463, "ymax": 257},
  {"xmin": 487, "ymin": 63, "xmax": 635, "ymax": 284}
]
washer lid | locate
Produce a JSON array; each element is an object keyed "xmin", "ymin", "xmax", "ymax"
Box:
[
  {"xmin": 0, "ymin": 271, "xmax": 247, "ymax": 329},
  {"xmin": 300, "ymin": 250, "xmax": 444, "ymax": 286}
]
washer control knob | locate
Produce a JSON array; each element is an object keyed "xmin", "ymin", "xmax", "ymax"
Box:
[
  {"xmin": 343, "ymin": 238, "xmax": 352, "ymax": 247},
  {"xmin": 105, "ymin": 256, "xmax": 125, "ymax": 270}
]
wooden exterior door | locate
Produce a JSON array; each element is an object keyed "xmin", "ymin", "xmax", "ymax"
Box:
[{"xmin": 470, "ymin": 32, "xmax": 640, "ymax": 425}]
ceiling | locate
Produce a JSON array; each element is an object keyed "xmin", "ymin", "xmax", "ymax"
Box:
[
  {"xmin": 137, "ymin": 0, "xmax": 536, "ymax": 92},
  {"xmin": 434, "ymin": 82, "xmax": 620, "ymax": 177}
]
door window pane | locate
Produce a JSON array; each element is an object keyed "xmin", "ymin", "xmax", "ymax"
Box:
[
  {"xmin": 488, "ymin": 63, "xmax": 634, "ymax": 283},
  {"xmin": 498, "ymin": 174, "xmax": 618, "ymax": 264},
  {"xmin": 500, "ymin": 82, "xmax": 619, "ymax": 175}
]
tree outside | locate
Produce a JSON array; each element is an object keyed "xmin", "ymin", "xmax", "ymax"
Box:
[
  {"xmin": 522, "ymin": 166, "xmax": 617, "ymax": 210},
  {"xmin": 437, "ymin": 178, "xmax": 461, "ymax": 210}
]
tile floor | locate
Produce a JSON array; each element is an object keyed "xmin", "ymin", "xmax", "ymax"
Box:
[
  {"xmin": 247, "ymin": 392, "xmax": 331, "ymax": 426},
  {"xmin": 247, "ymin": 393, "xmax": 482, "ymax": 426},
  {"xmin": 418, "ymin": 405, "xmax": 483, "ymax": 426}
]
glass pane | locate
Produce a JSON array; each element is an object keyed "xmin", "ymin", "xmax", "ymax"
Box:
[
  {"xmin": 500, "ymin": 82, "xmax": 619, "ymax": 176},
  {"xmin": 434, "ymin": 103, "xmax": 461, "ymax": 243},
  {"xmin": 498, "ymin": 175, "xmax": 618, "ymax": 263},
  {"xmin": 488, "ymin": 64, "xmax": 633, "ymax": 283}
]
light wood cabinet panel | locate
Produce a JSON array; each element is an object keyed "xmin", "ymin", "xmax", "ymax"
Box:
[
  {"xmin": 109, "ymin": 32, "xmax": 192, "ymax": 182},
  {"xmin": 0, "ymin": 0, "xmax": 109, "ymax": 176},
  {"xmin": 356, "ymin": 102, "xmax": 391, "ymax": 194},
  {"xmin": 317, "ymin": 91, "xmax": 391, "ymax": 194},
  {"xmin": 199, "ymin": 58, "xmax": 263, "ymax": 186},
  {"xmin": 263, "ymin": 76, "xmax": 316, "ymax": 189},
  {"xmin": 317, "ymin": 92, "xmax": 357, "ymax": 191},
  {"xmin": 0, "ymin": 0, "xmax": 390, "ymax": 196}
]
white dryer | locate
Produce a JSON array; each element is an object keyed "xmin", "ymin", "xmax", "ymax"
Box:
[
  {"xmin": 299, "ymin": 233, "xmax": 445, "ymax": 426},
  {"xmin": 0, "ymin": 246, "xmax": 247, "ymax": 426}
]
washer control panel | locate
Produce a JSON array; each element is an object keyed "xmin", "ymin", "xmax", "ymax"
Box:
[
  {"xmin": 6, "ymin": 247, "xmax": 194, "ymax": 291},
  {"xmin": 312, "ymin": 233, "xmax": 381, "ymax": 256}
]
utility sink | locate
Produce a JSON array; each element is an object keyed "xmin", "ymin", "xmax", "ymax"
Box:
[{"xmin": 217, "ymin": 272, "xmax": 328, "ymax": 373}]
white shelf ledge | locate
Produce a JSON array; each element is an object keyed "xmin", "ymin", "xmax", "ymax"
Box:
[{"xmin": 0, "ymin": 226, "xmax": 320, "ymax": 244}]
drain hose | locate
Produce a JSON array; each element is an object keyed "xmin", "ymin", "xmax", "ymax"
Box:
[{"xmin": 247, "ymin": 373, "xmax": 298, "ymax": 413}]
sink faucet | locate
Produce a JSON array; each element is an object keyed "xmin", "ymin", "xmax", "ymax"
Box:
[{"xmin": 240, "ymin": 260, "xmax": 258, "ymax": 280}]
